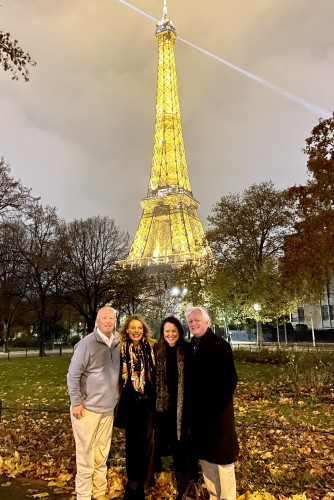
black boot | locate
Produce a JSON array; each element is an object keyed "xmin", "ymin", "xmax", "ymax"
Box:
[
  {"xmin": 124, "ymin": 484, "xmax": 145, "ymax": 500},
  {"xmin": 175, "ymin": 471, "xmax": 184, "ymax": 500}
]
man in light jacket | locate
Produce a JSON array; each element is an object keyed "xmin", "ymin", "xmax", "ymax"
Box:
[{"xmin": 67, "ymin": 306, "xmax": 120, "ymax": 500}]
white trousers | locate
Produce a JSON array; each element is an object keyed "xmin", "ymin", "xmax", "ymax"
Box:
[
  {"xmin": 200, "ymin": 460, "xmax": 236, "ymax": 500},
  {"xmin": 70, "ymin": 407, "xmax": 114, "ymax": 500}
]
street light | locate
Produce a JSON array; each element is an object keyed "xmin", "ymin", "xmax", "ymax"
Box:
[
  {"xmin": 253, "ymin": 303, "xmax": 260, "ymax": 345},
  {"xmin": 170, "ymin": 287, "xmax": 188, "ymax": 315}
]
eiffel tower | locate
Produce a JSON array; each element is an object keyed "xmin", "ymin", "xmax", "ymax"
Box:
[{"xmin": 121, "ymin": 1, "xmax": 212, "ymax": 268}]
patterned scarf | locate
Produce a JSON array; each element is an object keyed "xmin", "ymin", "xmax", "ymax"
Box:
[
  {"xmin": 156, "ymin": 345, "xmax": 184, "ymax": 440},
  {"xmin": 121, "ymin": 338, "xmax": 155, "ymax": 394},
  {"xmin": 121, "ymin": 340, "xmax": 145, "ymax": 393}
]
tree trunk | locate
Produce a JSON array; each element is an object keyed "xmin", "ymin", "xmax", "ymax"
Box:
[
  {"xmin": 3, "ymin": 322, "xmax": 9, "ymax": 352},
  {"xmin": 39, "ymin": 320, "xmax": 45, "ymax": 357},
  {"xmin": 310, "ymin": 314, "xmax": 315, "ymax": 347},
  {"xmin": 284, "ymin": 320, "xmax": 287, "ymax": 345},
  {"xmin": 276, "ymin": 318, "xmax": 280, "ymax": 345},
  {"xmin": 257, "ymin": 321, "xmax": 264, "ymax": 347},
  {"xmin": 49, "ymin": 328, "xmax": 55, "ymax": 350},
  {"xmin": 86, "ymin": 317, "xmax": 95, "ymax": 334}
]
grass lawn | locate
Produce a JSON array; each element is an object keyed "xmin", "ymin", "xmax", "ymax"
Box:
[
  {"xmin": 0, "ymin": 355, "xmax": 72, "ymax": 408},
  {"xmin": 236, "ymin": 360, "xmax": 282, "ymax": 384},
  {"xmin": 0, "ymin": 356, "xmax": 333, "ymax": 429},
  {"xmin": 0, "ymin": 355, "xmax": 333, "ymax": 498},
  {"xmin": 0, "ymin": 357, "xmax": 279, "ymax": 405},
  {"xmin": 235, "ymin": 362, "xmax": 333, "ymax": 429}
]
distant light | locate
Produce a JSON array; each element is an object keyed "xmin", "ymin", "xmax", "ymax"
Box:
[
  {"xmin": 171, "ymin": 286, "xmax": 180, "ymax": 297},
  {"xmin": 253, "ymin": 303, "xmax": 260, "ymax": 312},
  {"xmin": 182, "ymin": 288, "xmax": 188, "ymax": 296}
]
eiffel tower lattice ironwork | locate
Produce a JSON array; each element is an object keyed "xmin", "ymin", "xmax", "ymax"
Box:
[{"xmin": 122, "ymin": 3, "xmax": 212, "ymax": 268}]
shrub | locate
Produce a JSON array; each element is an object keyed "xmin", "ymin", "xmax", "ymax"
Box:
[
  {"xmin": 69, "ymin": 335, "xmax": 81, "ymax": 346},
  {"xmin": 233, "ymin": 348, "xmax": 290, "ymax": 364},
  {"xmin": 272, "ymin": 351, "xmax": 334, "ymax": 396},
  {"xmin": 234, "ymin": 348, "xmax": 334, "ymax": 396},
  {"xmin": 9, "ymin": 338, "xmax": 29, "ymax": 348},
  {"xmin": 295, "ymin": 323, "xmax": 308, "ymax": 332}
]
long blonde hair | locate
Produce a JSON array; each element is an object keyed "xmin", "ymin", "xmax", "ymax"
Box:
[{"xmin": 119, "ymin": 314, "xmax": 152, "ymax": 343}]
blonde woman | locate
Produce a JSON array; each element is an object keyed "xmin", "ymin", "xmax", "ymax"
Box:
[{"xmin": 115, "ymin": 314, "xmax": 156, "ymax": 500}]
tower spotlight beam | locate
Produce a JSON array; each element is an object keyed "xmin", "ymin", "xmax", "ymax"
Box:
[{"xmin": 116, "ymin": 0, "xmax": 331, "ymax": 118}]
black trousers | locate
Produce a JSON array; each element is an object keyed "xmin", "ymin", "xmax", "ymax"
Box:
[
  {"xmin": 155, "ymin": 410, "xmax": 198, "ymax": 494},
  {"xmin": 125, "ymin": 397, "xmax": 155, "ymax": 493}
]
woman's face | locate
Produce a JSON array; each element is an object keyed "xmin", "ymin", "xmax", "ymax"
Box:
[
  {"xmin": 163, "ymin": 322, "xmax": 179, "ymax": 347},
  {"xmin": 127, "ymin": 319, "xmax": 144, "ymax": 346}
]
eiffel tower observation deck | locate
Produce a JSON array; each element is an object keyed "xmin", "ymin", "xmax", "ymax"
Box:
[{"xmin": 121, "ymin": 1, "xmax": 212, "ymax": 268}]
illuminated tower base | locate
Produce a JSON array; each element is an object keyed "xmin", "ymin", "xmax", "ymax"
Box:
[{"xmin": 121, "ymin": 4, "xmax": 212, "ymax": 268}]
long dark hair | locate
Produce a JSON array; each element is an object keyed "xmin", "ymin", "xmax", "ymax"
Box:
[{"xmin": 156, "ymin": 316, "xmax": 187, "ymax": 361}]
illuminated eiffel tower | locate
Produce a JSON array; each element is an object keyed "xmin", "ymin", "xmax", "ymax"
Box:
[{"xmin": 122, "ymin": 1, "xmax": 212, "ymax": 268}]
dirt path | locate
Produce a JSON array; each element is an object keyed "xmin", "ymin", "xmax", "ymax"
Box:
[{"xmin": 0, "ymin": 475, "xmax": 74, "ymax": 499}]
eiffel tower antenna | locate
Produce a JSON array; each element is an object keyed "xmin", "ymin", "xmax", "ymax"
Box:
[
  {"xmin": 120, "ymin": 4, "xmax": 212, "ymax": 268},
  {"xmin": 163, "ymin": 0, "xmax": 167, "ymax": 19}
]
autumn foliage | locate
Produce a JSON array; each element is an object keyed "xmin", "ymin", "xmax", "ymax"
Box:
[{"xmin": 1, "ymin": 354, "xmax": 334, "ymax": 500}]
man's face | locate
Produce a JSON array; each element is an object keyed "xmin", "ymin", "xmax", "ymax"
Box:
[
  {"xmin": 96, "ymin": 308, "xmax": 116, "ymax": 337},
  {"xmin": 187, "ymin": 310, "xmax": 209, "ymax": 338}
]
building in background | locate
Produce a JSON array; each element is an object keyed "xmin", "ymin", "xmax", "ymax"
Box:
[{"xmin": 291, "ymin": 276, "xmax": 334, "ymax": 330}]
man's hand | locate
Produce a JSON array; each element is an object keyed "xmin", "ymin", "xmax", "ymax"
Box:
[{"xmin": 72, "ymin": 404, "xmax": 85, "ymax": 419}]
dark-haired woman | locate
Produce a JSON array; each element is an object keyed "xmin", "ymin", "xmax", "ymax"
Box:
[
  {"xmin": 155, "ymin": 316, "xmax": 194, "ymax": 500},
  {"xmin": 115, "ymin": 314, "xmax": 156, "ymax": 500}
]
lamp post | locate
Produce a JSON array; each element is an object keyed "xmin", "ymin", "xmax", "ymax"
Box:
[
  {"xmin": 253, "ymin": 303, "xmax": 260, "ymax": 346},
  {"xmin": 310, "ymin": 312, "xmax": 315, "ymax": 347}
]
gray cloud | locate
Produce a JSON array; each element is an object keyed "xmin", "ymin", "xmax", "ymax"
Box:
[{"xmin": 1, "ymin": 0, "xmax": 333, "ymax": 236}]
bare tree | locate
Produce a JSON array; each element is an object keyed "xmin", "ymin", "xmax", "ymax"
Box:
[
  {"xmin": 13, "ymin": 203, "xmax": 62, "ymax": 356},
  {"xmin": 0, "ymin": 160, "xmax": 39, "ymax": 350},
  {"xmin": 0, "ymin": 158, "xmax": 38, "ymax": 218},
  {"xmin": 59, "ymin": 216, "xmax": 129, "ymax": 332},
  {"xmin": 0, "ymin": 221, "xmax": 28, "ymax": 351}
]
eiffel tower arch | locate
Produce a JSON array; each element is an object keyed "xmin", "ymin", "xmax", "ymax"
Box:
[{"xmin": 120, "ymin": 3, "xmax": 212, "ymax": 269}]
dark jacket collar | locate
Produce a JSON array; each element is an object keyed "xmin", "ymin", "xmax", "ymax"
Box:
[{"xmin": 190, "ymin": 327, "xmax": 214, "ymax": 344}]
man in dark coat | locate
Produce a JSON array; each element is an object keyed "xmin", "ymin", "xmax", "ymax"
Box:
[{"xmin": 186, "ymin": 306, "xmax": 239, "ymax": 500}]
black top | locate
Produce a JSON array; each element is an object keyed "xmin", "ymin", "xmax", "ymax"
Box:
[{"xmin": 166, "ymin": 343, "xmax": 178, "ymax": 411}]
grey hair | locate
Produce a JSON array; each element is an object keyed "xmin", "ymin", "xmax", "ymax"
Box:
[
  {"xmin": 185, "ymin": 305, "xmax": 211, "ymax": 326},
  {"xmin": 96, "ymin": 306, "xmax": 116, "ymax": 319}
]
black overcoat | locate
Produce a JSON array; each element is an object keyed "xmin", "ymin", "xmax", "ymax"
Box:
[{"xmin": 188, "ymin": 328, "xmax": 239, "ymax": 465}]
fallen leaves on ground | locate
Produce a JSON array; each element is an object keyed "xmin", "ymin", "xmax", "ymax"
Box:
[{"xmin": 0, "ymin": 385, "xmax": 333, "ymax": 499}]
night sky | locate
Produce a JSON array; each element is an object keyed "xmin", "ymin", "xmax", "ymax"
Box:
[{"xmin": 1, "ymin": 0, "xmax": 333, "ymax": 237}]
